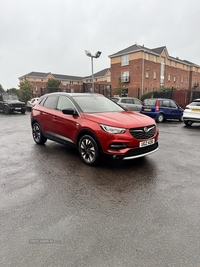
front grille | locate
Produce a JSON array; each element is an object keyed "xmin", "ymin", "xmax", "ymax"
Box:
[
  {"xmin": 129, "ymin": 124, "xmax": 156, "ymax": 140},
  {"xmin": 12, "ymin": 103, "xmax": 24, "ymax": 107},
  {"xmin": 124, "ymin": 142, "xmax": 158, "ymax": 157}
]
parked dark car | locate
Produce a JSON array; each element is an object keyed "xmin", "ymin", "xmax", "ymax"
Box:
[
  {"xmin": 140, "ymin": 98, "xmax": 184, "ymax": 122},
  {"xmin": 31, "ymin": 93, "xmax": 159, "ymax": 166},
  {"xmin": 110, "ymin": 97, "xmax": 142, "ymax": 111},
  {"xmin": 0, "ymin": 93, "xmax": 26, "ymax": 114},
  {"xmin": 183, "ymin": 98, "xmax": 200, "ymax": 126}
]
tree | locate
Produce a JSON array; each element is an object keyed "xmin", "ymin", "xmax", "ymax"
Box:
[
  {"xmin": 6, "ymin": 88, "xmax": 19, "ymax": 96},
  {"xmin": 18, "ymin": 79, "xmax": 33, "ymax": 103},
  {"xmin": 114, "ymin": 80, "xmax": 124, "ymax": 96},
  {"xmin": 46, "ymin": 79, "xmax": 61, "ymax": 93},
  {"xmin": 0, "ymin": 84, "xmax": 5, "ymax": 92}
]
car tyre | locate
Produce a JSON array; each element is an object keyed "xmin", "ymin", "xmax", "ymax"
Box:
[
  {"xmin": 78, "ymin": 135, "xmax": 100, "ymax": 166},
  {"xmin": 32, "ymin": 122, "xmax": 47, "ymax": 144},
  {"xmin": 179, "ymin": 115, "xmax": 183, "ymax": 122},
  {"xmin": 4, "ymin": 106, "xmax": 10, "ymax": 114},
  {"xmin": 21, "ymin": 109, "xmax": 26, "ymax": 114},
  {"xmin": 156, "ymin": 113, "xmax": 164, "ymax": 123},
  {"xmin": 184, "ymin": 120, "xmax": 193, "ymax": 127}
]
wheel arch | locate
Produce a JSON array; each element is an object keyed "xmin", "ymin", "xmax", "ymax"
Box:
[{"xmin": 76, "ymin": 129, "xmax": 102, "ymax": 152}]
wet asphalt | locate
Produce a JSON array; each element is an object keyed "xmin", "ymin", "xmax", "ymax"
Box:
[{"xmin": 0, "ymin": 111, "xmax": 200, "ymax": 267}]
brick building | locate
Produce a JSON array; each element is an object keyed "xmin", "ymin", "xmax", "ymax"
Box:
[
  {"xmin": 19, "ymin": 43, "xmax": 200, "ymax": 99},
  {"xmin": 18, "ymin": 68, "xmax": 111, "ymax": 98},
  {"xmin": 109, "ymin": 43, "xmax": 200, "ymax": 98}
]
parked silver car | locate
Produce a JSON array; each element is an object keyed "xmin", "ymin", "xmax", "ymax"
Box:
[
  {"xmin": 110, "ymin": 97, "xmax": 142, "ymax": 111},
  {"xmin": 183, "ymin": 98, "xmax": 200, "ymax": 126}
]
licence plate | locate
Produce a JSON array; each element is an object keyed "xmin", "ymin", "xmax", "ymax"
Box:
[
  {"xmin": 15, "ymin": 108, "xmax": 21, "ymax": 110},
  {"xmin": 144, "ymin": 108, "xmax": 151, "ymax": 111},
  {"xmin": 191, "ymin": 109, "xmax": 200, "ymax": 112},
  {"xmin": 139, "ymin": 139, "xmax": 155, "ymax": 147}
]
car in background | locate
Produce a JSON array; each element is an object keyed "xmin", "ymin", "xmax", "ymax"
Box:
[
  {"xmin": 140, "ymin": 98, "xmax": 184, "ymax": 123},
  {"xmin": 110, "ymin": 97, "xmax": 142, "ymax": 111},
  {"xmin": 183, "ymin": 98, "xmax": 200, "ymax": 126},
  {"xmin": 0, "ymin": 93, "xmax": 26, "ymax": 114},
  {"xmin": 27, "ymin": 97, "xmax": 40, "ymax": 111},
  {"xmin": 31, "ymin": 93, "xmax": 159, "ymax": 166}
]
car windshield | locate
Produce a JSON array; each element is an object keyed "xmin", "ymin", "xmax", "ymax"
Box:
[
  {"xmin": 73, "ymin": 95, "xmax": 124, "ymax": 113},
  {"xmin": 2, "ymin": 94, "xmax": 19, "ymax": 100},
  {"xmin": 143, "ymin": 99, "xmax": 157, "ymax": 106}
]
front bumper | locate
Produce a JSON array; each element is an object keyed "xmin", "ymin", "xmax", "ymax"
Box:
[{"xmin": 104, "ymin": 142, "xmax": 159, "ymax": 160}]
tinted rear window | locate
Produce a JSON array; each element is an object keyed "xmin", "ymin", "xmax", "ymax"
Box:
[
  {"xmin": 143, "ymin": 99, "xmax": 157, "ymax": 106},
  {"xmin": 189, "ymin": 100, "xmax": 200, "ymax": 106}
]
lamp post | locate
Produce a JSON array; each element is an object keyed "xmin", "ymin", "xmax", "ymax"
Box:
[{"xmin": 85, "ymin": 50, "xmax": 101, "ymax": 93}]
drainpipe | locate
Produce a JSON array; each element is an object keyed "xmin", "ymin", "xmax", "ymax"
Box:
[{"xmin": 141, "ymin": 50, "xmax": 145, "ymax": 96}]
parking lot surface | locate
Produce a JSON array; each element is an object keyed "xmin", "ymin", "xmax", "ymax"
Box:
[{"xmin": 0, "ymin": 112, "xmax": 200, "ymax": 267}]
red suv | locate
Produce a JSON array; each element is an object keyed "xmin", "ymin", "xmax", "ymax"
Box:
[{"xmin": 31, "ymin": 93, "xmax": 159, "ymax": 166}]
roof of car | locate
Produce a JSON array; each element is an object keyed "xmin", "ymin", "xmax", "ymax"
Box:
[{"xmin": 42, "ymin": 92, "xmax": 105, "ymax": 97}]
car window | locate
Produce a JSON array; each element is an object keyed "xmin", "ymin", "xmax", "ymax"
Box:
[
  {"xmin": 110, "ymin": 97, "xmax": 119, "ymax": 103},
  {"xmin": 134, "ymin": 99, "xmax": 142, "ymax": 105},
  {"xmin": 170, "ymin": 100, "xmax": 178, "ymax": 108},
  {"xmin": 57, "ymin": 96, "xmax": 75, "ymax": 110},
  {"xmin": 161, "ymin": 100, "xmax": 170, "ymax": 107},
  {"xmin": 143, "ymin": 99, "xmax": 156, "ymax": 106},
  {"xmin": 189, "ymin": 101, "xmax": 200, "ymax": 106},
  {"xmin": 43, "ymin": 96, "xmax": 58, "ymax": 109}
]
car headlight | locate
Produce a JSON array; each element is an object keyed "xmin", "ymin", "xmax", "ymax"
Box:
[{"xmin": 100, "ymin": 124, "xmax": 126, "ymax": 134}]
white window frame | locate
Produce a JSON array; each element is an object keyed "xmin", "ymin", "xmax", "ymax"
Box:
[
  {"xmin": 154, "ymin": 56, "xmax": 157, "ymax": 63},
  {"xmin": 146, "ymin": 53, "xmax": 149, "ymax": 60},
  {"xmin": 168, "ymin": 74, "xmax": 171, "ymax": 81},
  {"xmin": 107, "ymin": 76, "xmax": 111, "ymax": 82},
  {"xmin": 153, "ymin": 71, "xmax": 156, "ymax": 79},
  {"xmin": 121, "ymin": 55, "xmax": 129, "ymax": 66},
  {"xmin": 121, "ymin": 71, "xmax": 129, "ymax": 82},
  {"xmin": 146, "ymin": 70, "xmax": 149, "ymax": 78}
]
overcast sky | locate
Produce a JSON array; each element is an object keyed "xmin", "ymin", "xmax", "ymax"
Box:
[{"xmin": 0, "ymin": 0, "xmax": 200, "ymax": 89}]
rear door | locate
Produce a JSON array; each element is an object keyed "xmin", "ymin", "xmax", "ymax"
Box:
[
  {"xmin": 36, "ymin": 95, "xmax": 58, "ymax": 138},
  {"xmin": 160, "ymin": 99, "xmax": 171, "ymax": 119}
]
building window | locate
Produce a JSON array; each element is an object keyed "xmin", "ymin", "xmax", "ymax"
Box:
[
  {"xmin": 146, "ymin": 70, "xmax": 149, "ymax": 78},
  {"xmin": 70, "ymin": 81, "xmax": 73, "ymax": 86},
  {"xmin": 181, "ymin": 77, "xmax": 183, "ymax": 83},
  {"xmin": 121, "ymin": 71, "xmax": 129, "ymax": 82},
  {"xmin": 107, "ymin": 76, "xmax": 111, "ymax": 82},
  {"xmin": 62, "ymin": 81, "xmax": 66, "ymax": 86},
  {"xmin": 41, "ymin": 79, "xmax": 44, "ymax": 82},
  {"xmin": 168, "ymin": 74, "xmax": 171, "ymax": 81},
  {"xmin": 154, "ymin": 56, "xmax": 157, "ymax": 62},
  {"xmin": 121, "ymin": 54, "xmax": 129, "ymax": 66},
  {"xmin": 174, "ymin": 62, "xmax": 177, "ymax": 68},
  {"xmin": 174, "ymin": 76, "xmax": 176, "ymax": 82},
  {"xmin": 153, "ymin": 71, "xmax": 156, "ymax": 79},
  {"xmin": 186, "ymin": 78, "xmax": 188, "ymax": 84},
  {"xmin": 146, "ymin": 53, "xmax": 149, "ymax": 60}
]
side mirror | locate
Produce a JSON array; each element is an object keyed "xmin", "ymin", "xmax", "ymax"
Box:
[{"xmin": 62, "ymin": 108, "xmax": 78, "ymax": 116}]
